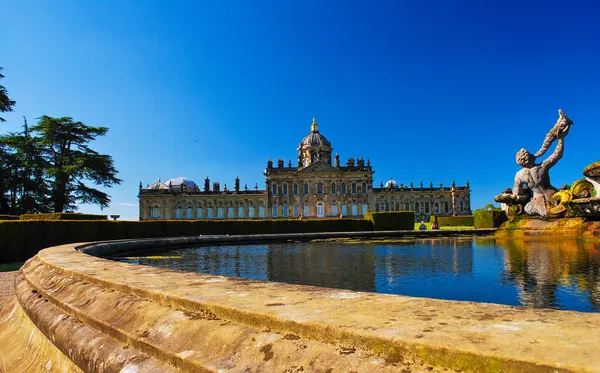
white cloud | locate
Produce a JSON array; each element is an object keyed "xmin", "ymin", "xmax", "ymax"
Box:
[{"xmin": 119, "ymin": 203, "xmax": 138, "ymax": 207}]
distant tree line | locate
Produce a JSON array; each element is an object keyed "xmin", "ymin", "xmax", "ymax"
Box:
[{"xmin": 0, "ymin": 68, "xmax": 122, "ymax": 214}]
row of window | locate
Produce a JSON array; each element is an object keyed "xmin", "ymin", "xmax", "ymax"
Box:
[
  {"xmin": 374, "ymin": 200, "xmax": 465, "ymax": 214},
  {"xmin": 271, "ymin": 202, "xmax": 368, "ymax": 218},
  {"xmin": 271, "ymin": 182, "xmax": 368, "ymax": 196},
  {"xmin": 151, "ymin": 206, "xmax": 267, "ymax": 220}
]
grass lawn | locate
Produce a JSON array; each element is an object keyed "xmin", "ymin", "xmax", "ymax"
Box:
[
  {"xmin": 414, "ymin": 222, "xmax": 475, "ymax": 230},
  {"xmin": 0, "ymin": 262, "xmax": 24, "ymax": 272}
]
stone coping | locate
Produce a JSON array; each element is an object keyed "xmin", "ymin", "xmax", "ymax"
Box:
[{"xmin": 1, "ymin": 232, "xmax": 599, "ymax": 372}]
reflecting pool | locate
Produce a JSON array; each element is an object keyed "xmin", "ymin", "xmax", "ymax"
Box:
[{"xmin": 114, "ymin": 238, "xmax": 600, "ymax": 312}]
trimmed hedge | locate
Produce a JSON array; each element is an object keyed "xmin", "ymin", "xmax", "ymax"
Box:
[
  {"xmin": 0, "ymin": 218, "xmax": 375, "ymax": 262},
  {"xmin": 364, "ymin": 211, "xmax": 414, "ymax": 231},
  {"xmin": 474, "ymin": 209, "xmax": 508, "ymax": 228},
  {"xmin": 20, "ymin": 213, "xmax": 108, "ymax": 221},
  {"xmin": 429, "ymin": 215, "xmax": 474, "ymax": 227},
  {"xmin": 0, "ymin": 215, "xmax": 20, "ymax": 221}
]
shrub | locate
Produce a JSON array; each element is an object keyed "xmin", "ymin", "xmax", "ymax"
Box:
[
  {"xmin": 20, "ymin": 213, "xmax": 108, "ymax": 221},
  {"xmin": 473, "ymin": 209, "xmax": 508, "ymax": 228},
  {"xmin": 0, "ymin": 215, "xmax": 20, "ymax": 221},
  {"xmin": 364, "ymin": 211, "xmax": 414, "ymax": 231},
  {"xmin": 430, "ymin": 215, "xmax": 474, "ymax": 227}
]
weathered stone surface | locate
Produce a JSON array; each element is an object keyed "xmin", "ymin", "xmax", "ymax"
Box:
[
  {"xmin": 2, "ymin": 235, "xmax": 600, "ymax": 372},
  {"xmin": 496, "ymin": 217, "xmax": 600, "ymax": 240}
]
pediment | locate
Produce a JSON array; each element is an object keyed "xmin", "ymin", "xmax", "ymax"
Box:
[{"xmin": 298, "ymin": 162, "xmax": 338, "ymax": 173}]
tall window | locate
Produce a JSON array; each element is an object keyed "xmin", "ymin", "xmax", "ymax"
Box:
[
  {"xmin": 362, "ymin": 203, "xmax": 368, "ymax": 215},
  {"xmin": 187, "ymin": 207, "xmax": 193, "ymax": 219},
  {"xmin": 176, "ymin": 207, "xmax": 183, "ymax": 219},
  {"xmin": 293, "ymin": 183, "xmax": 298, "ymax": 195},
  {"xmin": 341, "ymin": 183, "xmax": 347, "ymax": 194},
  {"xmin": 227, "ymin": 206, "xmax": 234, "ymax": 218},
  {"xmin": 434, "ymin": 202, "xmax": 440, "ymax": 214},
  {"xmin": 259, "ymin": 206, "xmax": 265, "ymax": 218},
  {"xmin": 317, "ymin": 182, "xmax": 324, "ymax": 194},
  {"xmin": 405, "ymin": 202, "xmax": 410, "ymax": 211},
  {"xmin": 151, "ymin": 207, "xmax": 160, "ymax": 219},
  {"xmin": 272, "ymin": 203, "xmax": 278, "ymax": 217},
  {"xmin": 283, "ymin": 183, "xmax": 288, "ymax": 195},
  {"xmin": 351, "ymin": 182, "xmax": 357, "ymax": 194},
  {"xmin": 207, "ymin": 207, "xmax": 213, "ymax": 219},
  {"xmin": 217, "ymin": 207, "xmax": 224, "ymax": 219},
  {"xmin": 331, "ymin": 183, "xmax": 336, "ymax": 195},
  {"xmin": 352, "ymin": 203, "xmax": 358, "ymax": 216},
  {"xmin": 375, "ymin": 202, "xmax": 380, "ymax": 212},
  {"xmin": 331, "ymin": 202, "xmax": 338, "ymax": 216},
  {"xmin": 293, "ymin": 204, "xmax": 299, "ymax": 217},
  {"xmin": 303, "ymin": 202, "xmax": 310, "ymax": 217},
  {"xmin": 444, "ymin": 201, "xmax": 450, "ymax": 213},
  {"xmin": 362, "ymin": 182, "xmax": 367, "ymax": 194},
  {"xmin": 385, "ymin": 202, "xmax": 390, "ymax": 211},
  {"xmin": 283, "ymin": 203, "xmax": 289, "ymax": 217},
  {"xmin": 196, "ymin": 207, "xmax": 203, "ymax": 219},
  {"xmin": 249, "ymin": 206, "xmax": 255, "ymax": 218},
  {"xmin": 395, "ymin": 202, "xmax": 400, "ymax": 211},
  {"xmin": 316, "ymin": 202, "xmax": 324, "ymax": 218},
  {"xmin": 341, "ymin": 203, "xmax": 348, "ymax": 216},
  {"xmin": 303, "ymin": 183, "xmax": 309, "ymax": 195},
  {"xmin": 460, "ymin": 200, "xmax": 465, "ymax": 213},
  {"xmin": 415, "ymin": 202, "xmax": 420, "ymax": 214},
  {"xmin": 238, "ymin": 206, "xmax": 244, "ymax": 218},
  {"xmin": 272, "ymin": 183, "xmax": 278, "ymax": 196},
  {"xmin": 425, "ymin": 202, "xmax": 430, "ymax": 214}
]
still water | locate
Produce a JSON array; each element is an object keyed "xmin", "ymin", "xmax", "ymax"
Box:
[{"xmin": 115, "ymin": 238, "xmax": 600, "ymax": 312}]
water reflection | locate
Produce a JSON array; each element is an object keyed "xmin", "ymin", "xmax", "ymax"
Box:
[{"xmin": 115, "ymin": 238, "xmax": 600, "ymax": 312}]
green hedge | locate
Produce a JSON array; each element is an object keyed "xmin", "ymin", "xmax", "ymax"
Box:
[
  {"xmin": 474, "ymin": 209, "xmax": 508, "ymax": 228},
  {"xmin": 0, "ymin": 218, "xmax": 375, "ymax": 262},
  {"xmin": 0, "ymin": 215, "xmax": 20, "ymax": 221},
  {"xmin": 20, "ymin": 213, "xmax": 108, "ymax": 221},
  {"xmin": 429, "ymin": 215, "xmax": 474, "ymax": 227},
  {"xmin": 364, "ymin": 211, "xmax": 414, "ymax": 231}
]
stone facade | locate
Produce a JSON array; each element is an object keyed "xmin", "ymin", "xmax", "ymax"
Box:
[{"xmin": 138, "ymin": 118, "xmax": 471, "ymax": 221}]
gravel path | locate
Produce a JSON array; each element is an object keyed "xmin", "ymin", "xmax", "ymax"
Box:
[{"xmin": 0, "ymin": 271, "xmax": 17, "ymax": 311}]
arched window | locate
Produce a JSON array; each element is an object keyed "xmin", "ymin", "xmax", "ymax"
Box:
[
  {"xmin": 385, "ymin": 202, "xmax": 390, "ymax": 211},
  {"xmin": 227, "ymin": 206, "xmax": 234, "ymax": 218},
  {"xmin": 272, "ymin": 183, "xmax": 278, "ymax": 196},
  {"xmin": 331, "ymin": 202, "xmax": 338, "ymax": 216},
  {"xmin": 303, "ymin": 202, "xmax": 310, "ymax": 217},
  {"xmin": 444, "ymin": 201, "xmax": 450, "ymax": 213},
  {"xmin": 460, "ymin": 200, "xmax": 465, "ymax": 213},
  {"xmin": 405, "ymin": 202, "xmax": 410, "ymax": 211},
  {"xmin": 207, "ymin": 207, "xmax": 214, "ymax": 219},
  {"xmin": 196, "ymin": 207, "xmax": 203, "ymax": 219},
  {"xmin": 316, "ymin": 182, "xmax": 324, "ymax": 194},
  {"xmin": 341, "ymin": 183, "xmax": 347, "ymax": 194},
  {"xmin": 316, "ymin": 202, "xmax": 325, "ymax": 218},
  {"xmin": 303, "ymin": 183, "xmax": 309, "ymax": 195},
  {"xmin": 238, "ymin": 206, "xmax": 244, "ymax": 218},
  {"xmin": 352, "ymin": 203, "xmax": 358, "ymax": 216},
  {"xmin": 415, "ymin": 202, "xmax": 420, "ymax": 214},
  {"xmin": 186, "ymin": 206, "xmax": 193, "ymax": 219},
  {"xmin": 351, "ymin": 182, "xmax": 357, "ymax": 194},
  {"xmin": 293, "ymin": 183, "xmax": 298, "ymax": 195},
  {"xmin": 283, "ymin": 203, "xmax": 289, "ymax": 217},
  {"xmin": 217, "ymin": 207, "xmax": 224, "ymax": 219},
  {"xmin": 362, "ymin": 182, "xmax": 367, "ymax": 194},
  {"xmin": 259, "ymin": 206, "xmax": 265, "ymax": 218},
  {"xmin": 249, "ymin": 206, "xmax": 255, "ymax": 218},
  {"xmin": 331, "ymin": 183, "xmax": 337, "ymax": 195},
  {"xmin": 151, "ymin": 207, "xmax": 160, "ymax": 219},
  {"xmin": 395, "ymin": 202, "xmax": 400, "ymax": 211},
  {"xmin": 425, "ymin": 202, "xmax": 430, "ymax": 214},
  {"xmin": 434, "ymin": 202, "xmax": 440, "ymax": 214},
  {"xmin": 362, "ymin": 203, "xmax": 368, "ymax": 215},
  {"xmin": 176, "ymin": 207, "xmax": 183, "ymax": 219},
  {"xmin": 272, "ymin": 203, "xmax": 278, "ymax": 218},
  {"xmin": 375, "ymin": 202, "xmax": 380, "ymax": 212},
  {"xmin": 341, "ymin": 203, "xmax": 348, "ymax": 216},
  {"xmin": 293, "ymin": 204, "xmax": 299, "ymax": 217},
  {"xmin": 282, "ymin": 183, "xmax": 288, "ymax": 195}
]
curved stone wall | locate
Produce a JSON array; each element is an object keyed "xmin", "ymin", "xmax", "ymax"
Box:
[{"xmin": 1, "ymin": 234, "xmax": 599, "ymax": 372}]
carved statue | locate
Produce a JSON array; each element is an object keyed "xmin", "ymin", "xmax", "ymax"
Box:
[{"xmin": 495, "ymin": 110, "xmax": 573, "ymax": 217}]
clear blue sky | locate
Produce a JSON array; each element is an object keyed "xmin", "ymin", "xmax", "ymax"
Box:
[{"xmin": 2, "ymin": 1, "xmax": 599, "ymax": 220}]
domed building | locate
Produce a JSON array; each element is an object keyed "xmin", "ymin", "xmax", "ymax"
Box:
[{"xmin": 138, "ymin": 118, "xmax": 471, "ymax": 220}]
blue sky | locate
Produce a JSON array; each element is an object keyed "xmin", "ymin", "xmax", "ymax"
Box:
[{"xmin": 2, "ymin": 0, "xmax": 599, "ymax": 220}]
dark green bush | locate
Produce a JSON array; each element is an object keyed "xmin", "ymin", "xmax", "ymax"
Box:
[
  {"xmin": 429, "ymin": 215, "xmax": 474, "ymax": 226},
  {"xmin": 364, "ymin": 211, "xmax": 414, "ymax": 231},
  {"xmin": 0, "ymin": 215, "xmax": 20, "ymax": 221},
  {"xmin": 473, "ymin": 209, "xmax": 508, "ymax": 228},
  {"xmin": 20, "ymin": 213, "xmax": 108, "ymax": 221}
]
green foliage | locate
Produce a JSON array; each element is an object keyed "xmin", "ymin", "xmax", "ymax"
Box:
[
  {"xmin": 0, "ymin": 68, "xmax": 16, "ymax": 122},
  {"xmin": 364, "ymin": 211, "xmax": 414, "ymax": 230},
  {"xmin": 0, "ymin": 214, "xmax": 19, "ymax": 220},
  {"xmin": 429, "ymin": 215, "xmax": 475, "ymax": 227},
  {"xmin": 482, "ymin": 203, "xmax": 501, "ymax": 210},
  {"xmin": 0, "ymin": 219, "xmax": 373, "ymax": 262},
  {"xmin": 20, "ymin": 213, "xmax": 108, "ymax": 221},
  {"xmin": 473, "ymin": 209, "xmax": 508, "ymax": 228}
]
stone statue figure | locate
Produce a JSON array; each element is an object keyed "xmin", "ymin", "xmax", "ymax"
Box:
[{"xmin": 495, "ymin": 109, "xmax": 573, "ymax": 217}]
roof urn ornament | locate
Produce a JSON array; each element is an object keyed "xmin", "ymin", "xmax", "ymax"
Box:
[{"xmin": 334, "ymin": 153, "xmax": 340, "ymax": 168}]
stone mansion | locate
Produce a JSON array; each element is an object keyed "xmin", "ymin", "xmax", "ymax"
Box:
[{"xmin": 138, "ymin": 118, "xmax": 471, "ymax": 221}]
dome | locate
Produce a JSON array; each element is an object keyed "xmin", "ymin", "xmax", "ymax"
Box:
[
  {"xmin": 300, "ymin": 117, "xmax": 331, "ymax": 147},
  {"xmin": 164, "ymin": 177, "xmax": 197, "ymax": 189},
  {"xmin": 385, "ymin": 178, "xmax": 398, "ymax": 188}
]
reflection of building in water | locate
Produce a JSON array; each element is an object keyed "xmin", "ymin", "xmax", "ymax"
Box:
[
  {"xmin": 501, "ymin": 239, "xmax": 600, "ymax": 310},
  {"xmin": 265, "ymin": 243, "xmax": 376, "ymax": 292},
  {"xmin": 379, "ymin": 239, "xmax": 473, "ymax": 285}
]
